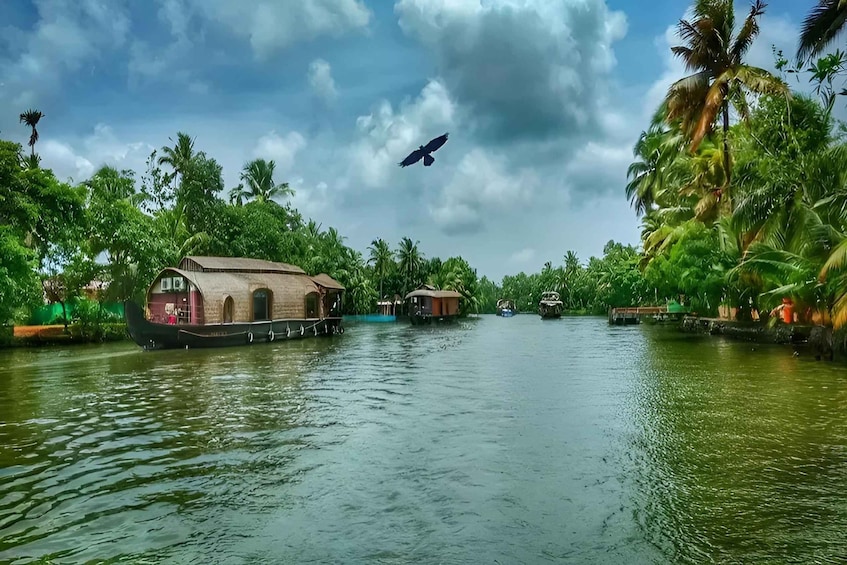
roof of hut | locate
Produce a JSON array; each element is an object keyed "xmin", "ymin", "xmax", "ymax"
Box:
[
  {"xmin": 310, "ymin": 273, "xmax": 345, "ymax": 290},
  {"xmin": 180, "ymin": 256, "xmax": 306, "ymax": 274},
  {"xmin": 165, "ymin": 267, "xmax": 319, "ymax": 299},
  {"xmin": 405, "ymin": 288, "xmax": 463, "ymax": 299}
]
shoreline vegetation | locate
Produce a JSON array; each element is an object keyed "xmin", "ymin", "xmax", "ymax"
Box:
[{"xmin": 5, "ymin": 1, "xmax": 847, "ymax": 360}]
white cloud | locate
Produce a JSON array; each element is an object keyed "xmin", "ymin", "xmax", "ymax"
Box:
[
  {"xmin": 39, "ymin": 140, "xmax": 95, "ymax": 183},
  {"xmin": 565, "ymin": 141, "xmax": 633, "ymax": 196},
  {"xmin": 307, "ymin": 59, "xmax": 338, "ymax": 104},
  {"xmin": 290, "ymin": 179, "xmax": 330, "ymax": 217},
  {"xmin": 347, "ymin": 79, "xmax": 456, "ymax": 190},
  {"xmin": 252, "ymin": 131, "xmax": 307, "ymax": 173},
  {"xmin": 35, "ymin": 124, "xmax": 155, "ymax": 184},
  {"xmin": 429, "ymin": 149, "xmax": 538, "ymax": 234},
  {"xmin": 191, "ymin": 0, "xmax": 371, "ymax": 58}
]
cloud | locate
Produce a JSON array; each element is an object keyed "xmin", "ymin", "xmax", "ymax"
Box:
[
  {"xmin": 394, "ymin": 0, "xmax": 627, "ymax": 142},
  {"xmin": 565, "ymin": 141, "xmax": 632, "ymax": 197},
  {"xmin": 429, "ymin": 149, "xmax": 537, "ymax": 234},
  {"xmin": 191, "ymin": 0, "xmax": 371, "ymax": 58},
  {"xmin": 307, "ymin": 59, "xmax": 338, "ymax": 104},
  {"xmin": 36, "ymin": 123, "xmax": 155, "ymax": 184},
  {"xmin": 290, "ymin": 179, "xmax": 330, "ymax": 217},
  {"xmin": 252, "ymin": 131, "xmax": 307, "ymax": 173},
  {"xmin": 39, "ymin": 140, "xmax": 96, "ymax": 183},
  {"xmin": 0, "ymin": 0, "xmax": 132, "ymax": 132},
  {"xmin": 510, "ymin": 248, "xmax": 536, "ymax": 264},
  {"xmin": 347, "ymin": 79, "xmax": 456, "ymax": 190}
]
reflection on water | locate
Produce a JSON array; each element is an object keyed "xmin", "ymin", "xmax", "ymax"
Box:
[
  {"xmin": 628, "ymin": 329, "xmax": 847, "ymax": 563},
  {"xmin": 0, "ymin": 318, "xmax": 846, "ymax": 563}
]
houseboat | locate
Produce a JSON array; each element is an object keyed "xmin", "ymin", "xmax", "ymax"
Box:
[
  {"xmin": 405, "ymin": 285, "xmax": 462, "ymax": 325},
  {"xmin": 496, "ymin": 299, "xmax": 515, "ymax": 317},
  {"xmin": 538, "ymin": 291, "xmax": 563, "ymax": 319},
  {"xmin": 125, "ymin": 256, "xmax": 345, "ymax": 350}
]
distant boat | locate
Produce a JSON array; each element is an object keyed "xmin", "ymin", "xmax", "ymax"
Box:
[
  {"xmin": 538, "ymin": 291, "xmax": 563, "ymax": 319},
  {"xmin": 496, "ymin": 299, "xmax": 515, "ymax": 317},
  {"xmin": 405, "ymin": 284, "xmax": 463, "ymax": 325}
]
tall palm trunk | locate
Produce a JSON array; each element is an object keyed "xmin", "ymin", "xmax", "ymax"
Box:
[{"xmin": 722, "ymin": 103, "xmax": 732, "ymax": 212}]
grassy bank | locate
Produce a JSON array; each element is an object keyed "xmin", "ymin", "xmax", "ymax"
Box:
[{"xmin": 1, "ymin": 323, "xmax": 129, "ymax": 348}]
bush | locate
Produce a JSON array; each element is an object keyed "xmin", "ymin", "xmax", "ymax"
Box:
[{"xmin": 0, "ymin": 325, "xmax": 12, "ymax": 347}]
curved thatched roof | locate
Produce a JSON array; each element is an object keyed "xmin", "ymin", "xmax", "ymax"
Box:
[
  {"xmin": 180, "ymin": 256, "xmax": 305, "ymax": 274},
  {"xmin": 164, "ymin": 267, "xmax": 317, "ymax": 298},
  {"xmin": 311, "ymin": 273, "xmax": 345, "ymax": 290},
  {"xmin": 405, "ymin": 289, "xmax": 462, "ymax": 299}
]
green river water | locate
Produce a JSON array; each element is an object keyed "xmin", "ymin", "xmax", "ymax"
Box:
[{"xmin": 1, "ymin": 316, "xmax": 846, "ymax": 563}]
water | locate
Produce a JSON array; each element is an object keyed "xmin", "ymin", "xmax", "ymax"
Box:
[{"xmin": 1, "ymin": 316, "xmax": 845, "ymax": 563}]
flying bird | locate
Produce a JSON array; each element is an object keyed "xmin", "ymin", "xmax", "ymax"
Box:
[{"xmin": 398, "ymin": 132, "xmax": 449, "ymax": 168}]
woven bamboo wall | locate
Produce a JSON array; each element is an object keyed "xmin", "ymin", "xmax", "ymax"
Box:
[{"xmin": 150, "ymin": 268, "xmax": 321, "ymax": 324}]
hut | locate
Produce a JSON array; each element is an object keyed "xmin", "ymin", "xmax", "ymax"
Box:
[
  {"xmin": 405, "ymin": 284, "xmax": 462, "ymax": 325},
  {"xmin": 377, "ymin": 294, "xmax": 404, "ymax": 316},
  {"xmin": 145, "ymin": 256, "xmax": 344, "ymax": 325}
]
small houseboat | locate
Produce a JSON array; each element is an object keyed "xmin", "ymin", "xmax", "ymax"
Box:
[
  {"xmin": 125, "ymin": 256, "xmax": 345, "ymax": 350},
  {"xmin": 496, "ymin": 299, "xmax": 515, "ymax": 317},
  {"xmin": 405, "ymin": 285, "xmax": 462, "ymax": 325},
  {"xmin": 538, "ymin": 291, "xmax": 563, "ymax": 319}
]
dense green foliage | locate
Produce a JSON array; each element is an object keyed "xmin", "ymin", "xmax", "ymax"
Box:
[{"xmin": 626, "ymin": 0, "xmax": 847, "ymax": 327}]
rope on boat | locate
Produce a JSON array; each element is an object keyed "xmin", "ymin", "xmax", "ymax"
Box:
[
  {"xmin": 176, "ymin": 319, "xmax": 339, "ymax": 341},
  {"xmin": 178, "ymin": 329, "xmax": 247, "ymax": 338}
]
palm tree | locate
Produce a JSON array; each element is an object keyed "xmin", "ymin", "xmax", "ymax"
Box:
[
  {"xmin": 664, "ymin": 0, "xmax": 787, "ymax": 202},
  {"xmin": 240, "ymin": 158, "xmax": 294, "ymax": 204},
  {"xmin": 19, "ymin": 109, "xmax": 44, "ymax": 158},
  {"xmin": 228, "ymin": 183, "xmax": 249, "ymax": 206},
  {"xmin": 396, "ymin": 237, "xmax": 424, "ymax": 295},
  {"xmin": 20, "ymin": 153, "xmax": 41, "ymax": 170},
  {"xmin": 797, "ymin": 0, "xmax": 847, "ymax": 63},
  {"xmin": 305, "ymin": 220, "xmax": 322, "ymax": 240},
  {"xmin": 157, "ymin": 132, "xmax": 195, "ymax": 185},
  {"xmin": 367, "ymin": 238, "xmax": 393, "ymax": 299},
  {"xmin": 626, "ymin": 122, "xmax": 685, "ymax": 215}
]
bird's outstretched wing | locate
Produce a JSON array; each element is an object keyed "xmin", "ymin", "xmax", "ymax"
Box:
[
  {"xmin": 423, "ymin": 132, "xmax": 448, "ymax": 153},
  {"xmin": 399, "ymin": 149, "xmax": 424, "ymax": 167}
]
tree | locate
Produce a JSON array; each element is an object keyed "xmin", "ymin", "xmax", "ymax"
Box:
[
  {"xmin": 157, "ymin": 132, "xmax": 195, "ymax": 187},
  {"xmin": 228, "ymin": 183, "xmax": 249, "ymax": 206},
  {"xmin": 626, "ymin": 124, "xmax": 681, "ymax": 215},
  {"xmin": 0, "ymin": 227, "xmax": 41, "ymax": 325},
  {"xmin": 19, "ymin": 109, "xmax": 44, "ymax": 158},
  {"xmin": 367, "ymin": 238, "xmax": 393, "ymax": 299},
  {"xmin": 396, "ymin": 237, "xmax": 424, "ymax": 295},
  {"xmin": 178, "ymin": 152, "xmax": 224, "ymax": 234},
  {"xmin": 797, "ymin": 0, "xmax": 847, "ymax": 63},
  {"xmin": 664, "ymin": 0, "xmax": 787, "ymax": 204},
  {"xmin": 239, "ymin": 158, "xmax": 294, "ymax": 204}
]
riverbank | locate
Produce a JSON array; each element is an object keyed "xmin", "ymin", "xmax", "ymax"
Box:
[
  {"xmin": 1, "ymin": 323, "xmax": 128, "ymax": 348},
  {"xmin": 679, "ymin": 316, "xmax": 838, "ymax": 360}
]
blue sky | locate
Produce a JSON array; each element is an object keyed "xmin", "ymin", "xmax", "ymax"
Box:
[{"xmin": 0, "ymin": 0, "xmax": 825, "ymax": 280}]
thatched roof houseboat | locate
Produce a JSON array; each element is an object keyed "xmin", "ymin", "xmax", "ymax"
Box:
[
  {"xmin": 405, "ymin": 284, "xmax": 462, "ymax": 325},
  {"xmin": 125, "ymin": 256, "xmax": 345, "ymax": 350}
]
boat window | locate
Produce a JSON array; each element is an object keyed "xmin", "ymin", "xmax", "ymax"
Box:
[
  {"xmin": 253, "ymin": 289, "xmax": 272, "ymax": 321},
  {"xmin": 223, "ymin": 296, "xmax": 234, "ymax": 324},
  {"xmin": 305, "ymin": 292, "xmax": 319, "ymax": 318}
]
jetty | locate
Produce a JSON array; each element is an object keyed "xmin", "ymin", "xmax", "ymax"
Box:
[{"xmin": 608, "ymin": 301, "xmax": 688, "ymax": 325}]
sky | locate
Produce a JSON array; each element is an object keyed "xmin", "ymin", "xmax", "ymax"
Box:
[{"xmin": 0, "ymin": 0, "xmax": 821, "ymax": 281}]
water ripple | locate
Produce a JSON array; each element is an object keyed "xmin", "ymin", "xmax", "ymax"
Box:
[{"xmin": 1, "ymin": 318, "xmax": 846, "ymax": 563}]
